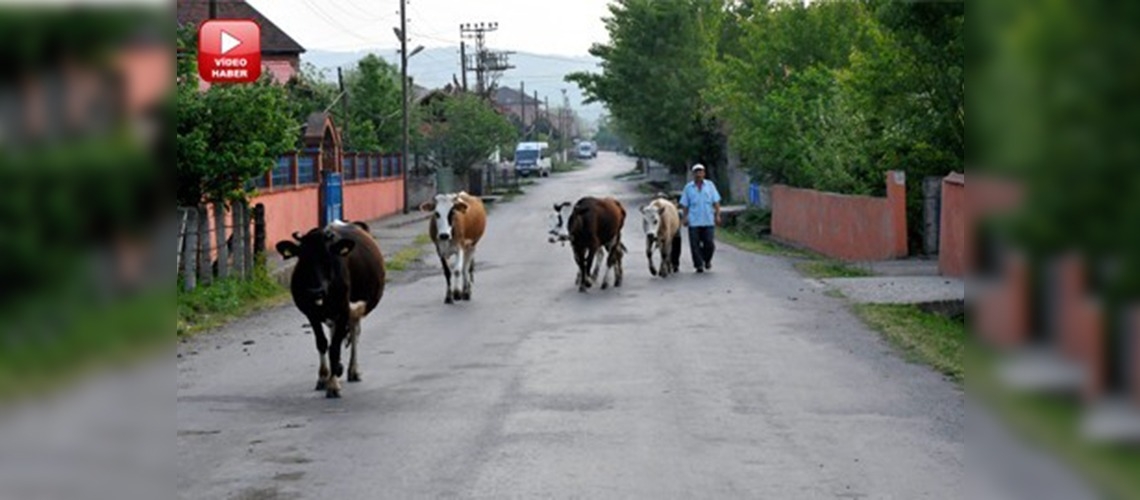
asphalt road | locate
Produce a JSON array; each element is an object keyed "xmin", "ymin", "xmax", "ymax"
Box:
[{"xmin": 177, "ymin": 152, "xmax": 963, "ymax": 499}]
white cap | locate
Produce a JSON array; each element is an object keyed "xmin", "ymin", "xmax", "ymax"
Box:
[{"xmin": 691, "ymin": 164, "xmax": 705, "ymax": 172}]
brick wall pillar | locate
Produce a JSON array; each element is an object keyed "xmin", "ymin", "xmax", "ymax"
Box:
[{"xmin": 886, "ymin": 170, "xmax": 908, "ymax": 258}]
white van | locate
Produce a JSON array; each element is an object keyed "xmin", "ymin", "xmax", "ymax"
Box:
[
  {"xmin": 577, "ymin": 141, "xmax": 594, "ymax": 160},
  {"xmin": 515, "ymin": 141, "xmax": 551, "ymax": 177}
]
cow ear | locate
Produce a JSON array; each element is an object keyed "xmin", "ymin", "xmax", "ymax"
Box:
[
  {"xmin": 454, "ymin": 201, "xmax": 469, "ymax": 213},
  {"xmin": 276, "ymin": 241, "xmax": 300, "ymax": 260},
  {"xmin": 419, "ymin": 202, "xmax": 435, "ymax": 212},
  {"xmin": 332, "ymin": 239, "xmax": 356, "ymax": 256}
]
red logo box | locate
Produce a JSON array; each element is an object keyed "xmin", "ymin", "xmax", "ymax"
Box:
[{"xmin": 198, "ymin": 20, "xmax": 261, "ymax": 84}]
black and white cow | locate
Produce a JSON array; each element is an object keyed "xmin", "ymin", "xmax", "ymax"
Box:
[{"xmin": 276, "ymin": 221, "xmax": 385, "ymax": 398}]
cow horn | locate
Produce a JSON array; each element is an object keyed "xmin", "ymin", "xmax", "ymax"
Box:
[{"xmin": 292, "ymin": 231, "xmax": 303, "ymax": 241}]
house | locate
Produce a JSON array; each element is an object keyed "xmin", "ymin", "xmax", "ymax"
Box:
[
  {"xmin": 176, "ymin": 0, "xmax": 305, "ymax": 84},
  {"xmin": 492, "ymin": 87, "xmax": 543, "ymax": 127}
]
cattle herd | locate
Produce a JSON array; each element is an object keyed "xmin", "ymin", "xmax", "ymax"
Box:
[{"xmin": 277, "ymin": 191, "xmax": 682, "ymax": 398}]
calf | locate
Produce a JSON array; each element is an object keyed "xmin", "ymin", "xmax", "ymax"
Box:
[
  {"xmin": 276, "ymin": 220, "xmax": 385, "ymax": 398},
  {"xmin": 641, "ymin": 197, "xmax": 681, "ymax": 277},
  {"xmin": 421, "ymin": 192, "xmax": 486, "ymax": 304},
  {"xmin": 550, "ymin": 197, "xmax": 627, "ymax": 292}
]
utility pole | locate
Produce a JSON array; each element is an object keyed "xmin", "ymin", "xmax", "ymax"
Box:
[
  {"xmin": 399, "ymin": 0, "xmax": 409, "ymax": 212},
  {"xmin": 459, "ymin": 41, "xmax": 468, "ymax": 92},
  {"xmin": 519, "ymin": 81, "xmax": 526, "ymax": 140},
  {"xmin": 560, "ymin": 88, "xmax": 569, "ymax": 162},
  {"xmin": 208, "ymin": 0, "xmax": 216, "ymax": 19},
  {"xmin": 460, "ymin": 22, "xmax": 513, "ymax": 97},
  {"xmin": 337, "ymin": 66, "xmax": 349, "ymax": 144}
]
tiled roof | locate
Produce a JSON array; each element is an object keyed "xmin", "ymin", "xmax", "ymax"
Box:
[{"xmin": 176, "ymin": 0, "xmax": 305, "ymax": 55}]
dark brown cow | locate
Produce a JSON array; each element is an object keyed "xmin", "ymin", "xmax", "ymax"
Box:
[
  {"xmin": 551, "ymin": 197, "xmax": 627, "ymax": 292},
  {"xmin": 276, "ymin": 220, "xmax": 385, "ymax": 398}
]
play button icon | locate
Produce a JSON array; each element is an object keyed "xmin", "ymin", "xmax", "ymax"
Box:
[
  {"xmin": 220, "ymin": 30, "xmax": 242, "ymax": 55},
  {"xmin": 198, "ymin": 19, "xmax": 261, "ymax": 84}
]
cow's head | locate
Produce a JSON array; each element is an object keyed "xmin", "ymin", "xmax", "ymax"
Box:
[
  {"xmin": 548, "ymin": 201, "xmax": 573, "ymax": 244},
  {"xmin": 641, "ymin": 203, "xmax": 664, "ymax": 240},
  {"xmin": 276, "ymin": 228, "xmax": 356, "ymax": 308},
  {"xmin": 420, "ymin": 193, "xmax": 468, "ymax": 241}
]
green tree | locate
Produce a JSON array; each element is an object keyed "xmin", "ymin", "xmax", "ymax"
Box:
[
  {"xmin": 283, "ymin": 62, "xmax": 339, "ymax": 133},
  {"xmin": 421, "ymin": 94, "xmax": 516, "ymax": 176},
  {"xmin": 176, "ymin": 24, "xmax": 296, "ymax": 205},
  {"xmin": 343, "ymin": 54, "xmax": 402, "ymax": 152},
  {"xmin": 567, "ymin": 0, "xmax": 724, "ymax": 173}
]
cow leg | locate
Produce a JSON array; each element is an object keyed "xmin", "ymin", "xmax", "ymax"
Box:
[
  {"xmin": 438, "ymin": 252, "xmax": 454, "ymax": 304},
  {"xmin": 646, "ymin": 236, "xmax": 657, "ymax": 276},
  {"xmin": 347, "ymin": 302, "xmax": 365, "ymax": 382},
  {"xmin": 347, "ymin": 320, "xmax": 362, "ymax": 382},
  {"xmin": 461, "ymin": 247, "xmax": 475, "ymax": 301},
  {"xmin": 310, "ymin": 318, "xmax": 329, "ymax": 391},
  {"xmin": 599, "ymin": 246, "xmax": 612, "ymax": 290},
  {"xmin": 326, "ymin": 321, "xmax": 348, "ymax": 398},
  {"xmin": 670, "ymin": 232, "xmax": 682, "ymax": 273},
  {"xmin": 575, "ymin": 247, "xmax": 589, "ymax": 292},
  {"xmin": 614, "ymin": 243, "xmax": 625, "ymax": 287},
  {"xmin": 452, "ymin": 247, "xmax": 465, "ymax": 301}
]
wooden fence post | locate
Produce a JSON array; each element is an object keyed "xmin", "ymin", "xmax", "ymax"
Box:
[
  {"xmin": 231, "ymin": 201, "xmax": 246, "ymax": 279},
  {"xmin": 244, "ymin": 200, "xmax": 254, "ymax": 277},
  {"xmin": 197, "ymin": 204, "xmax": 212, "ymax": 286},
  {"xmin": 253, "ymin": 203, "xmax": 266, "ymax": 261},
  {"xmin": 214, "ymin": 200, "xmax": 229, "ymax": 279},
  {"xmin": 181, "ymin": 208, "xmax": 198, "ymax": 292}
]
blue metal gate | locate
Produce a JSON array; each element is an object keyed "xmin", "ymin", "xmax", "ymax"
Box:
[{"xmin": 320, "ymin": 171, "xmax": 343, "ymax": 226}]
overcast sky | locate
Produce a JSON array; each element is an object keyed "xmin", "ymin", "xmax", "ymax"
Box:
[{"xmin": 247, "ymin": 0, "xmax": 613, "ymax": 56}]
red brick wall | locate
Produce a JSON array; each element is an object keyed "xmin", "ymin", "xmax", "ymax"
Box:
[
  {"xmin": 939, "ymin": 173, "xmax": 966, "ymax": 277},
  {"xmin": 771, "ymin": 171, "xmax": 908, "ymax": 261},
  {"xmin": 343, "ymin": 179, "xmax": 405, "ymax": 223},
  {"xmin": 249, "ymin": 178, "xmax": 404, "ymax": 248},
  {"xmin": 253, "ymin": 186, "xmax": 320, "ymax": 248}
]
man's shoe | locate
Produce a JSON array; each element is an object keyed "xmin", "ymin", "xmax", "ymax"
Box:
[
  {"xmin": 696, "ymin": 267, "xmax": 704, "ymax": 273},
  {"xmin": 705, "ymin": 262, "xmax": 712, "ymax": 271}
]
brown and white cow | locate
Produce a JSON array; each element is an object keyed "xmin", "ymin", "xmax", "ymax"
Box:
[
  {"xmin": 549, "ymin": 197, "xmax": 627, "ymax": 292},
  {"xmin": 421, "ymin": 192, "xmax": 486, "ymax": 304},
  {"xmin": 276, "ymin": 220, "xmax": 385, "ymax": 398},
  {"xmin": 641, "ymin": 197, "xmax": 681, "ymax": 277}
]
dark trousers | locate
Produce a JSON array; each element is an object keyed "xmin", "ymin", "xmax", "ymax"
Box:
[{"xmin": 688, "ymin": 226, "xmax": 715, "ymax": 269}]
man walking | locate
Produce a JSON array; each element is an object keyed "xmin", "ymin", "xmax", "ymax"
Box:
[{"xmin": 679, "ymin": 163, "xmax": 721, "ymax": 273}]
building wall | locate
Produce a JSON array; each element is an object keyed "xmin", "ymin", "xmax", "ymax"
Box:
[{"xmin": 771, "ymin": 171, "xmax": 908, "ymax": 261}]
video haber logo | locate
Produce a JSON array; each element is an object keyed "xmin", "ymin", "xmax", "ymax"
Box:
[{"xmin": 198, "ymin": 20, "xmax": 261, "ymax": 84}]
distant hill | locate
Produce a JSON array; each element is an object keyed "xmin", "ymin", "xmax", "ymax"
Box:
[{"xmin": 303, "ymin": 47, "xmax": 607, "ymax": 128}]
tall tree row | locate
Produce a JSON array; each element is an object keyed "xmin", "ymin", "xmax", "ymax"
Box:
[{"xmin": 570, "ymin": 0, "xmax": 964, "ymax": 251}]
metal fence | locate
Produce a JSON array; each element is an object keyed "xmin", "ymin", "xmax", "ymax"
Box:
[{"xmin": 246, "ymin": 151, "xmax": 403, "ymax": 192}]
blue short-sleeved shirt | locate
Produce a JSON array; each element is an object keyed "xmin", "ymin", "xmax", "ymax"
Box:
[{"xmin": 679, "ymin": 180, "xmax": 721, "ymax": 227}]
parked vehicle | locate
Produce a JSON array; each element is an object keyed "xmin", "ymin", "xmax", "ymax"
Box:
[
  {"xmin": 515, "ymin": 142, "xmax": 551, "ymax": 177},
  {"xmin": 577, "ymin": 142, "xmax": 594, "ymax": 160}
]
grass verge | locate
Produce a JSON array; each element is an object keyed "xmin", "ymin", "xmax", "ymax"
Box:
[
  {"xmin": 852, "ymin": 304, "xmax": 965, "ymax": 382},
  {"xmin": 386, "ymin": 245, "xmax": 425, "ymax": 271},
  {"xmin": 613, "ymin": 167, "xmax": 641, "ymax": 180},
  {"xmin": 795, "ymin": 260, "xmax": 873, "ymax": 278},
  {"xmin": 971, "ymin": 350, "xmax": 1140, "ymax": 499},
  {"xmin": 717, "ymin": 225, "xmax": 870, "ymax": 278},
  {"xmin": 553, "ymin": 159, "xmax": 584, "ymax": 173},
  {"xmin": 177, "ymin": 263, "xmax": 288, "ymax": 337},
  {"xmin": 0, "ymin": 289, "xmax": 172, "ymax": 401},
  {"xmin": 717, "ymin": 228, "xmax": 811, "ymax": 258},
  {"xmin": 413, "ymin": 233, "xmax": 431, "ymax": 246}
]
